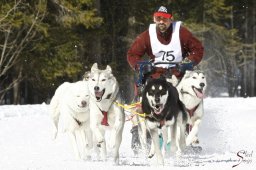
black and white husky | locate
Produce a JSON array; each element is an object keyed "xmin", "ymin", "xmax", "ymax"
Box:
[{"xmin": 142, "ymin": 77, "xmax": 187, "ymax": 165}]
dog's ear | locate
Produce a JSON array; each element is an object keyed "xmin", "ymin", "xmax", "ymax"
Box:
[
  {"xmin": 91, "ymin": 63, "xmax": 98, "ymax": 72},
  {"xmin": 83, "ymin": 71, "xmax": 90, "ymax": 81},
  {"xmin": 170, "ymin": 75, "xmax": 179, "ymax": 86},
  {"xmin": 193, "ymin": 65, "xmax": 201, "ymax": 71},
  {"xmin": 185, "ymin": 70, "xmax": 192, "ymax": 74},
  {"xmin": 106, "ymin": 65, "xmax": 112, "ymax": 73},
  {"xmin": 183, "ymin": 70, "xmax": 192, "ymax": 78}
]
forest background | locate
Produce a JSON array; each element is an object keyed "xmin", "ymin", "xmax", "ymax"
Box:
[{"xmin": 0, "ymin": 0, "xmax": 255, "ymax": 104}]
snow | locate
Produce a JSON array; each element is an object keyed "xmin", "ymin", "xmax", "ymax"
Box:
[{"xmin": 0, "ymin": 98, "xmax": 255, "ymax": 170}]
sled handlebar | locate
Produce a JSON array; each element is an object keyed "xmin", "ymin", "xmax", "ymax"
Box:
[
  {"xmin": 136, "ymin": 61, "xmax": 180, "ymax": 68},
  {"xmin": 153, "ymin": 61, "xmax": 180, "ymax": 66},
  {"xmin": 135, "ymin": 60, "xmax": 180, "ymax": 87}
]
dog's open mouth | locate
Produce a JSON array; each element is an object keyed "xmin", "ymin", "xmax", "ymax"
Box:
[
  {"xmin": 152, "ymin": 104, "xmax": 163, "ymax": 115},
  {"xmin": 95, "ymin": 89, "xmax": 105, "ymax": 101},
  {"xmin": 192, "ymin": 86, "xmax": 204, "ymax": 99}
]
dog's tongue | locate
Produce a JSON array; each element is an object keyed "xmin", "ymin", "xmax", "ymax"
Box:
[
  {"xmin": 95, "ymin": 91, "xmax": 103, "ymax": 97},
  {"xmin": 194, "ymin": 89, "xmax": 204, "ymax": 99},
  {"xmin": 155, "ymin": 110, "xmax": 161, "ymax": 115},
  {"xmin": 154, "ymin": 105, "xmax": 162, "ymax": 115}
]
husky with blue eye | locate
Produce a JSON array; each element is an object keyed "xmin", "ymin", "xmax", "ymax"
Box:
[{"xmin": 141, "ymin": 77, "xmax": 187, "ymax": 165}]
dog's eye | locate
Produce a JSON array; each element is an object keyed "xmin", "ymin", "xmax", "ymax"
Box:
[
  {"xmin": 192, "ymin": 77, "xmax": 196, "ymax": 79},
  {"xmin": 92, "ymin": 79, "xmax": 95, "ymax": 81},
  {"xmin": 102, "ymin": 79, "xmax": 106, "ymax": 81},
  {"xmin": 202, "ymin": 76, "xmax": 205, "ymax": 79}
]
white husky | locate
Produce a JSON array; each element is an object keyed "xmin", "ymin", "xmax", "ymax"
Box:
[
  {"xmin": 49, "ymin": 81, "xmax": 92, "ymax": 160},
  {"xmin": 176, "ymin": 70, "xmax": 207, "ymax": 146},
  {"xmin": 88, "ymin": 63, "xmax": 125, "ymax": 164}
]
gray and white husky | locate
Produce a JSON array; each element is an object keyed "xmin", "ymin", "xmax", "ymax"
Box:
[
  {"xmin": 88, "ymin": 63, "xmax": 125, "ymax": 164},
  {"xmin": 176, "ymin": 70, "xmax": 207, "ymax": 146},
  {"xmin": 142, "ymin": 77, "xmax": 187, "ymax": 165}
]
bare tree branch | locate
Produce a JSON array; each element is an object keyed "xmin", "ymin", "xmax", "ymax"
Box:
[{"xmin": 0, "ymin": 0, "xmax": 46, "ymax": 102}]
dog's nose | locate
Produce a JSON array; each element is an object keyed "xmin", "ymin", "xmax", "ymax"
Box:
[
  {"xmin": 94, "ymin": 86, "xmax": 100, "ymax": 91},
  {"xmin": 200, "ymin": 83, "xmax": 205, "ymax": 88},
  {"xmin": 155, "ymin": 97, "xmax": 160, "ymax": 103},
  {"xmin": 81, "ymin": 101, "xmax": 87, "ymax": 107}
]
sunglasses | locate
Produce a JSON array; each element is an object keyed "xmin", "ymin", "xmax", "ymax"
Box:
[{"xmin": 154, "ymin": 16, "xmax": 170, "ymax": 22}]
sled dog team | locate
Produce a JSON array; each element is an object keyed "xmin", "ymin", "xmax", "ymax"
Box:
[{"xmin": 49, "ymin": 63, "xmax": 207, "ymax": 165}]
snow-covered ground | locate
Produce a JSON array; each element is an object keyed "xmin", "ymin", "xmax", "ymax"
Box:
[{"xmin": 0, "ymin": 97, "xmax": 255, "ymax": 170}]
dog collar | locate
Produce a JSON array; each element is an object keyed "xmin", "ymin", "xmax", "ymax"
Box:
[
  {"xmin": 72, "ymin": 116, "xmax": 83, "ymax": 126},
  {"xmin": 149, "ymin": 111, "xmax": 166, "ymax": 125}
]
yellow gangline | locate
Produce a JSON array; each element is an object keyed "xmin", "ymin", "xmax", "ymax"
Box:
[{"xmin": 114, "ymin": 101, "xmax": 146, "ymax": 118}]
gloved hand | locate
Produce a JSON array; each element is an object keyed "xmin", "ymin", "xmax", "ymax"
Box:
[
  {"xmin": 179, "ymin": 58, "xmax": 194, "ymax": 73},
  {"xmin": 136, "ymin": 61, "xmax": 153, "ymax": 87},
  {"xmin": 142, "ymin": 63, "xmax": 153, "ymax": 75}
]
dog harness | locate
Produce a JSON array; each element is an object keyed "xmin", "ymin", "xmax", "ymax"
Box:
[
  {"xmin": 97, "ymin": 92, "xmax": 119, "ymax": 126},
  {"xmin": 73, "ymin": 116, "xmax": 82, "ymax": 126},
  {"xmin": 148, "ymin": 111, "xmax": 168, "ymax": 129},
  {"xmin": 149, "ymin": 21, "xmax": 183, "ymax": 68},
  {"xmin": 186, "ymin": 104, "xmax": 199, "ymax": 132},
  {"xmin": 180, "ymin": 88, "xmax": 200, "ymax": 118},
  {"xmin": 180, "ymin": 88, "xmax": 200, "ymax": 132},
  {"xmin": 101, "ymin": 110, "xmax": 109, "ymax": 126},
  {"xmin": 100, "ymin": 93, "xmax": 113, "ymax": 126}
]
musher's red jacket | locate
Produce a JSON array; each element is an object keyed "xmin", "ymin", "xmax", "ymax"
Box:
[{"xmin": 127, "ymin": 23, "xmax": 204, "ymax": 79}]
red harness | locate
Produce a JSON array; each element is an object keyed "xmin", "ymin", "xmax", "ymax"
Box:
[
  {"xmin": 186, "ymin": 104, "xmax": 199, "ymax": 132},
  {"xmin": 101, "ymin": 110, "xmax": 109, "ymax": 126}
]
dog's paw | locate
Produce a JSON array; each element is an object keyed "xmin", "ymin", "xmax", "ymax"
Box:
[
  {"xmin": 74, "ymin": 153, "xmax": 81, "ymax": 160},
  {"xmin": 186, "ymin": 135, "xmax": 194, "ymax": 146},
  {"xmin": 97, "ymin": 140, "xmax": 104, "ymax": 148},
  {"xmin": 170, "ymin": 144, "xmax": 177, "ymax": 153},
  {"xmin": 157, "ymin": 156, "xmax": 164, "ymax": 166},
  {"xmin": 193, "ymin": 137, "xmax": 199, "ymax": 144},
  {"xmin": 176, "ymin": 150, "xmax": 182, "ymax": 157},
  {"xmin": 148, "ymin": 153, "xmax": 154, "ymax": 158},
  {"xmin": 86, "ymin": 143, "xmax": 93, "ymax": 150},
  {"xmin": 186, "ymin": 135, "xmax": 198, "ymax": 146},
  {"xmin": 51, "ymin": 130, "xmax": 58, "ymax": 140},
  {"xmin": 148, "ymin": 146, "xmax": 155, "ymax": 158},
  {"xmin": 108, "ymin": 142, "xmax": 115, "ymax": 150},
  {"xmin": 186, "ymin": 139, "xmax": 191, "ymax": 146},
  {"xmin": 108, "ymin": 136, "xmax": 116, "ymax": 149},
  {"xmin": 82, "ymin": 155, "xmax": 91, "ymax": 161}
]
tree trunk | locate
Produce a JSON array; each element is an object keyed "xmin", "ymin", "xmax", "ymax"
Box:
[
  {"xmin": 251, "ymin": 4, "xmax": 255, "ymax": 96},
  {"xmin": 12, "ymin": 67, "xmax": 23, "ymax": 104},
  {"xmin": 13, "ymin": 79, "xmax": 20, "ymax": 104},
  {"xmin": 93, "ymin": 0, "xmax": 102, "ymax": 64}
]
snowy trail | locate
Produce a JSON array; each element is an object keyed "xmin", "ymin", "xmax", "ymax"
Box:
[{"xmin": 0, "ymin": 98, "xmax": 256, "ymax": 170}]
